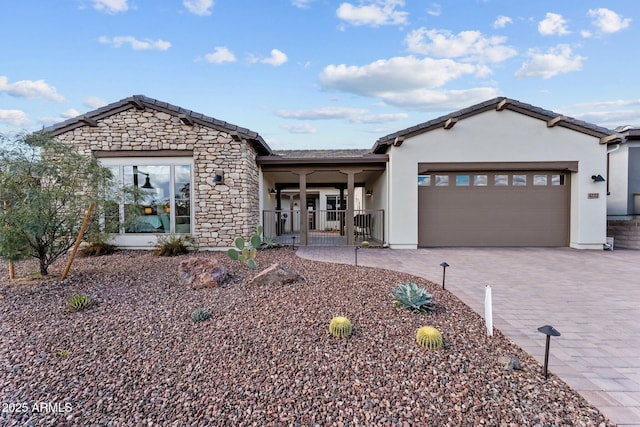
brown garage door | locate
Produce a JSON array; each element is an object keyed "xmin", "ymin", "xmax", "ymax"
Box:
[{"xmin": 418, "ymin": 171, "xmax": 570, "ymax": 247}]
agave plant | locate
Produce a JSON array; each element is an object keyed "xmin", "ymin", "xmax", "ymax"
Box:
[
  {"xmin": 67, "ymin": 294, "xmax": 93, "ymax": 312},
  {"xmin": 391, "ymin": 282, "xmax": 435, "ymax": 313},
  {"xmin": 191, "ymin": 307, "xmax": 210, "ymax": 323}
]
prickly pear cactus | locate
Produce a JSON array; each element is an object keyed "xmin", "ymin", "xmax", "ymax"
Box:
[
  {"xmin": 329, "ymin": 316, "xmax": 353, "ymax": 338},
  {"xmin": 227, "ymin": 226, "xmax": 263, "ymax": 269},
  {"xmin": 416, "ymin": 326, "xmax": 443, "ymax": 350}
]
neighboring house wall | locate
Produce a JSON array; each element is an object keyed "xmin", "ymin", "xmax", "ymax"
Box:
[
  {"xmin": 607, "ymin": 144, "xmax": 630, "ymax": 216},
  {"xmin": 385, "ymin": 109, "xmax": 608, "ymax": 250},
  {"xmin": 54, "ymin": 107, "xmax": 260, "ymax": 248}
]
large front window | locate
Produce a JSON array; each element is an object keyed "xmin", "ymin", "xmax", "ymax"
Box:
[{"xmin": 102, "ymin": 158, "xmax": 192, "ymax": 235}]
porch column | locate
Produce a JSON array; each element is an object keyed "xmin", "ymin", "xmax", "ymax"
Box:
[
  {"xmin": 341, "ymin": 170, "xmax": 360, "ymax": 246},
  {"xmin": 339, "ymin": 187, "xmax": 345, "ymax": 236},
  {"xmin": 275, "ymin": 188, "xmax": 282, "ymax": 235},
  {"xmin": 288, "ymin": 194, "xmax": 294, "ymax": 233},
  {"xmin": 298, "ymin": 171, "xmax": 308, "ymax": 245}
]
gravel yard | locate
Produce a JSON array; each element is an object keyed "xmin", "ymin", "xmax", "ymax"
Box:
[{"xmin": 0, "ymin": 248, "xmax": 611, "ymax": 426}]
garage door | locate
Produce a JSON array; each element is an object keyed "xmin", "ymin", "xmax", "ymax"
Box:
[{"xmin": 418, "ymin": 171, "xmax": 570, "ymax": 247}]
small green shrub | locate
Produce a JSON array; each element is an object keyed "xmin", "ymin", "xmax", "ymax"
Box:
[
  {"xmin": 416, "ymin": 326, "xmax": 443, "ymax": 350},
  {"xmin": 191, "ymin": 307, "xmax": 210, "ymax": 323},
  {"xmin": 67, "ymin": 294, "xmax": 93, "ymax": 312},
  {"xmin": 260, "ymin": 235, "xmax": 281, "ymax": 249},
  {"xmin": 56, "ymin": 349, "xmax": 70, "ymax": 357},
  {"xmin": 227, "ymin": 226, "xmax": 263, "ymax": 269},
  {"xmin": 154, "ymin": 234, "xmax": 194, "ymax": 257},
  {"xmin": 328, "ymin": 316, "xmax": 353, "ymax": 338},
  {"xmin": 391, "ymin": 282, "xmax": 435, "ymax": 313},
  {"xmin": 80, "ymin": 241, "xmax": 117, "ymax": 257}
]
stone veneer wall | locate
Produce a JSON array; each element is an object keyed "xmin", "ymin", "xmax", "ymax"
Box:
[
  {"xmin": 607, "ymin": 219, "xmax": 640, "ymax": 250},
  {"xmin": 55, "ymin": 108, "xmax": 260, "ymax": 248}
]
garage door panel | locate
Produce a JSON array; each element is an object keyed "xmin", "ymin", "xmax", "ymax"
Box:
[{"xmin": 418, "ymin": 171, "xmax": 569, "ymax": 247}]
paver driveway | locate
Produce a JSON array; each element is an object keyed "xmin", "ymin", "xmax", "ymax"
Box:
[{"xmin": 297, "ymin": 246, "xmax": 640, "ymax": 427}]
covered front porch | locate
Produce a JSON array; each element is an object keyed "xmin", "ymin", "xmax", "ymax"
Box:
[{"xmin": 257, "ymin": 150, "xmax": 388, "ymax": 246}]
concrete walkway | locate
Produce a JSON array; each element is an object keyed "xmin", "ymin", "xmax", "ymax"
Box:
[{"xmin": 297, "ymin": 246, "xmax": 640, "ymax": 427}]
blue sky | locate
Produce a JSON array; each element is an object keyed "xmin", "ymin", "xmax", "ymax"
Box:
[{"xmin": 1, "ymin": 0, "xmax": 638, "ymax": 150}]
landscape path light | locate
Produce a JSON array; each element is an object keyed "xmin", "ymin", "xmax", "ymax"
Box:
[
  {"xmin": 537, "ymin": 324, "xmax": 561, "ymax": 379},
  {"xmin": 440, "ymin": 262, "xmax": 450, "ymax": 290}
]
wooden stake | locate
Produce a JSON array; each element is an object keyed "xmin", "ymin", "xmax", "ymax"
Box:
[
  {"xmin": 61, "ymin": 202, "xmax": 94, "ymax": 281},
  {"xmin": 8, "ymin": 261, "xmax": 14, "ymax": 280}
]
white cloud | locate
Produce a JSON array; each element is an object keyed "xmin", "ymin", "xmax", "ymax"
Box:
[
  {"xmin": 291, "ymin": 0, "xmax": 315, "ymax": 8},
  {"xmin": 538, "ymin": 12, "xmax": 570, "ymax": 36},
  {"xmin": 99, "ymin": 36, "xmax": 171, "ymax": 51},
  {"xmin": 493, "ymin": 15, "xmax": 512, "ymax": 29},
  {"xmin": 427, "ymin": 3, "xmax": 441, "ymax": 17},
  {"xmin": 320, "ymin": 56, "xmax": 480, "ymax": 96},
  {"xmin": 588, "ymin": 8, "xmax": 631, "ymax": 34},
  {"xmin": 204, "ymin": 47, "xmax": 236, "ymax": 64},
  {"xmin": 405, "ymin": 28, "xmax": 517, "ymax": 63},
  {"xmin": 183, "ymin": 0, "xmax": 214, "ymax": 16},
  {"xmin": 353, "ymin": 112, "xmax": 408, "ymax": 124},
  {"xmin": 0, "ymin": 76, "xmax": 65, "ymax": 103},
  {"xmin": 84, "ymin": 96, "xmax": 108, "ymax": 109},
  {"xmin": 61, "ymin": 108, "xmax": 80, "ymax": 118},
  {"xmin": 515, "ymin": 45, "xmax": 585, "ymax": 79},
  {"xmin": 581, "ymin": 30, "xmax": 593, "ymax": 38},
  {"xmin": 253, "ymin": 49, "xmax": 288, "ymax": 66},
  {"xmin": 336, "ymin": 0, "xmax": 408, "ymax": 27},
  {"xmin": 282, "ymin": 123, "xmax": 317, "ymax": 134},
  {"xmin": 92, "ymin": 0, "xmax": 128, "ymax": 14},
  {"xmin": 380, "ymin": 87, "xmax": 499, "ymax": 110},
  {"xmin": 0, "ymin": 110, "xmax": 30, "ymax": 127},
  {"xmin": 276, "ymin": 107, "xmax": 369, "ymax": 120},
  {"xmin": 276, "ymin": 107, "xmax": 408, "ymax": 125}
]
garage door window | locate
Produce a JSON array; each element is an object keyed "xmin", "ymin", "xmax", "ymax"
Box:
[
  {"xmin": 456, "ymin": 175, "xmax": 470, "ymax": 186},
  {"xmin": 534, "ymin": 175, "xmax": 548, "ymax": 186},
  {"xmin": 435, "ymin": 175, "xmax": 449, "ymax": 186},
  {"xmin": 495, "ymin": 175, "xmax": 508, "ymax": 186},
  {"xmin": 551, "ymin": 174, "xmax": 565, "ymax": 185},
  {"xmin": 474, "ymin": 175, "xmax": 488, "ymax": 186},
  {"xmin": 418, "ymin": 175, "xmax": 431, "ymax": 186},
  {"xmin": 513, "ymin": 175, "xmax": 527, "ymax": 186}
]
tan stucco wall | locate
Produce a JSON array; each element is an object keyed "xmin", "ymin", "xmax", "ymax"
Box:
[{"xmin": 55, "ymin": 107, "xmax": 260, "ymax": 248}]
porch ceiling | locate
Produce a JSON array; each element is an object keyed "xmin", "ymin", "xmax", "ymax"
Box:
[
  {"xmin": 263, "ymin": 169, "xmax": 384, "ymax": 188},
  {"xmin": 258, "ymin": 153, "xmax": 387, "ymax": 188}
]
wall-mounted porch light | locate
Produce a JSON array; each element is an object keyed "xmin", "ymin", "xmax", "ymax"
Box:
[
  {"xmin": 269, "ymin": 188, "xmax": 276, "ymax": 195},
  {"xmin": 365, "ymin": 189, "xmax": 373, "ymax": 197},
  {"xmin": 213, "ymin": 170, "xmax": 224, "ymax": 184},
  {"xmin": 591, "ymin": 174, "xmax": 605, "ymax": 183}
]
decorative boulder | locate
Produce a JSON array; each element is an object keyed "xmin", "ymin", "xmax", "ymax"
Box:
[
  {"xmin": 178, "ymin": 257, "xmax": 228, "ymax": 288},
  {"xmin": 249, "ymin": 263, "xmax": 305, "ymax": 286}
]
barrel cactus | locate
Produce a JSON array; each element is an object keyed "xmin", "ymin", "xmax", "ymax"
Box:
[
  {"xmin": 329, "ymin": 316, "xmax": 353, "ymax": 338},
  {"xmin": 416, "ymin": 326, "xmax": 443, "ymax": 350}
]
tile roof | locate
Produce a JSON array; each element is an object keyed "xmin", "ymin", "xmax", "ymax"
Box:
[
  {"xmin": 372, "ymin": 97, "xmax": 616, "ymax": 154},
  {"xmin": 274, "ymin": 149, "xmax": 371, "ymax": 158},
  {"xmin": 42, "ymin": 94, "xmax": 272, "ymax": 155}
]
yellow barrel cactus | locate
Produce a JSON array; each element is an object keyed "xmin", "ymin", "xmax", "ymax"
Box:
[
  {"xmin": 329, "ymin": 316, "xmax": 353, "ymax": 338},
  {"xmin": 416, "ymin": 326, "xmax": 443, "ymax": 350}
]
